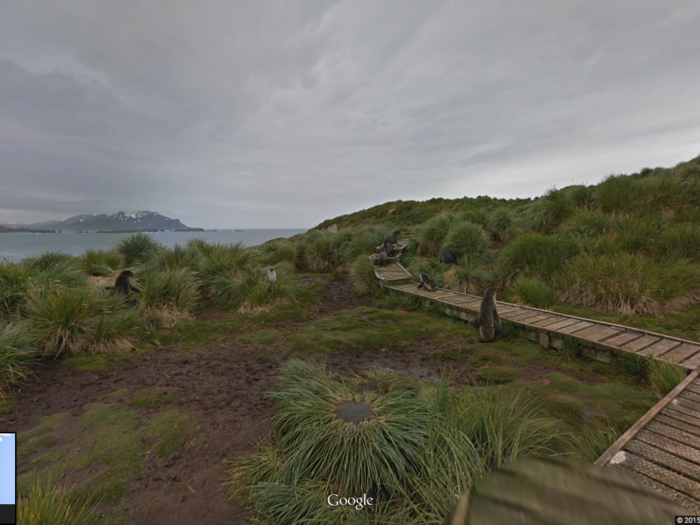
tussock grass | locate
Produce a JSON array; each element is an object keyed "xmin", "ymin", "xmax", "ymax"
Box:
[
  {"xmin": 614, "ymin": 217, "xmax": 663, "ymax": 255},
  {"xmin": 139, "ymin": 269, "xmax": 201, "ymax": 326},
  {"xmin": 230, "ymin": 361, "xmax": 570, "ymax": 523},
  {"xmin": 444, "ymin": 260, "xmax": 494, "ymax": 295},
  {"xmin": 257, "ymin": 240, "xmax": 297, "ymax": 266},
  {"xmin": 18, "ymin": 480, "xmax": 102, "ymax": 525},
  {"xmin": 80, "ymin": 249, "xmax": 122, "ymax": 276},
  {"xmin": 349, "ymin": 255, "xmax": 381, "ymax": 296},
  {"xmin": 144, "ymin": 244, "xmax": 203, "ymax": 273},
  {"xmin": 560, "ymin": 209, "xmax": 611, "ymax": 238},
  {"xmin": 597, "ymin": 173, "xmax": 692, "ymax": 216},
  {"xmin": 442, "ymin": 222, "xmax": 492, "ymax": 261},
  {"xmin": 0, "ymin": 321, "xmax": 36, "ymax": 396},
  {"xmin": 406, "ymin": 256, "xmax": 445, "ymax": 287},
  {"xmin": 27, "ymin": 288, "xmax": 141, "ymax": 356},
  {"xmin": 498, "ymin": 233, "xmax": 575, "ymax": 284},
  {"xmin": 342, "ymin": 229, "xmax": 386, "ymax": 262},
  {"xmin": 209, "ymin": 262, "xmax": 301, "ymax": 311},
  {"xmin": 415, "ymin": 213, "xmax": 456, "ymax": 256},
  {"xmin": 22, "ymin": 252, "xmax": 77, "ymax": 272},
  {"xmin": 200, "ymin": 242, "xmax": 255, "ymax": 280},
  {"xmin": 656, "ymin": 223, "xmax": 700, "ymax": 262},
  {"xmin": 648, "ymin": 360, "xmax": 687, "ymax": 398},
  {"xmin": 489, "ymin": 209, "xmax": 517, "ymax": 244},
  {"xmin": 556, "ymin": 253, "xmax": 700, "ymax": 315},
  {"xmin": 573, "ymin": 420, "xmax": 621, "ymax": 462},
  {"xmin": 0, "ymin": 262, "xmax": 31, "ymax": 319},
  {"xmin": 512, "ymin": 278, "xmax": 557, "ymax": 309},
  {"xmin": 531, "ymin": 189, "xmax": 574, "ymax": 233},
  {"xmin": 117, "ymin": 233, "xmax": 160, "ymax": 265}
]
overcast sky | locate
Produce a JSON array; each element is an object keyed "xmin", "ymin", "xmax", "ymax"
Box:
[{"xmin": 1, "ymin": 1, "xmax": 699, "ymax": 228}]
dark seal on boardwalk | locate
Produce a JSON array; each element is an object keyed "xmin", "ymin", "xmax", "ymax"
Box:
[{"xmin": 478, "ymin": 287, "xmax": 501, "ymax": 342}]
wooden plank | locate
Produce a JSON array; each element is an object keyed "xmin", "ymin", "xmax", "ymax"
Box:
[
  {"xmin": 667, "ymin": 402, "xmax": 700, "ymax": 421},
  {"xmin": 656, "ymin": 414, "xmax": 700, "ymax": 439},
  {"xmin": 675, "ymin": 396, "xmax": 700, "ymax": 414},
  {"xmin": 646, "ymin": 420, "xmax": 700, "ymax": 450},
  {"xmin": 637, "ymin": 428, "xmax": 700, "ymax": 467},
  {"xmin": 679, "ymin": 390, "xmax": 700, "ymax": 404},
  {"xmin": 596, "ymin": 371, "xmax": 699, "ymax": 466},
  {"xmin": 686, "ymin": 382, "xmax": 700, "ymax": 395},
  {"xmin": 615, "ymin": 464, "xmax": 700, "ymax": 513},
  {"xmin": 539, "ymin": 318, "xmax": 582, "ymax": 331},
  {"xmin": 502, "ymin": 310, "xmax": 541, "ymax": 321},
  {"xmin": 626, "ymin": 440, "xmax": 700, "ymax": 483},
  {"xmin": 573, "ymin": 325, "xmax": 622, "ymax": 343},
  {"xmin": 557, "ymin": 321, "xmax": 595, "ymax": 335},
  {"xmin": 516, "ymin": 314, "xmax": 560, "ymax": 327},
  {"xmin": 637, "ymin": 339, "xmax": 681, "ymax": 357},
  {"xmin": 663, "ymin": 343, "xmax": 700, "ymax": 364},
  {"xmin": 681, "ymin": 352, "xmax": 700, "ymax": 370},
  {"xmin": 603, "ymin": 331, "xmax": 645, "ymax": 348},
  {"xmin": 663, "ymin": 407, "xmax": 700, "ymax": 428},
  {"xmin": 528, "ymin": 315, "xmax": 565, "ymax": 328},
  {"xmin": 623, "ymin": 335, "xmax": 662, "ymax": 353},
  {"xmin": 611, "ymin": 451, "xmax": 700, "ymax": 497},
  {"xmin": 534, "ymin": 316, "xmax": 569, "ymax": 328}
]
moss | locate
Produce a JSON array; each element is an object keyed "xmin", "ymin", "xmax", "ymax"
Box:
[
  {"xmin": 476, "ymin": 366, "xmax": 523, "ymax": 384},
  {"xmin": 434, "ymin": 348, "xmax": 470, "ymax": 362},
  {"xmin": 19, "ymin": 434, "xmax": 59, "ymax": 459},
  {"xmin": 140, "ymin": 409, "xmax": 195, "ymax": 458},
  {"xmin": 100, "ymin": 388, "xmax": 130, "ymax": 400},
  {"xmin": 0, "ymin": 397, "xmax": 17, "ymax": 414},
  {"xmin": 63, "ymin": 351, "xmax": 144, "ymax": 372},
  {"xmin": 286, "ymin": 306, "xmax": 476, "ymax": 355},
  {"xmin": 239, "ymin": 328, "xmax": 282, "ymax": 346},
  {"xmin": 17, "ymin": 401, "xmax": 198, "ymax": 508},
  {"xmin": 132, "ymin": 387, "xmax": 181, "ymax": 408}
]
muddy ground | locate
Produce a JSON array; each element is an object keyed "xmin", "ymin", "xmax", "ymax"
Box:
[{"xmin": 0, "ymin": 277, "xmax": 654, "ymax": 524}]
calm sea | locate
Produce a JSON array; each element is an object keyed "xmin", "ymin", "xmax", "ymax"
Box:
[{"xmin": 0, "ymin": 229, "xmax": 308, "ymax": 261}]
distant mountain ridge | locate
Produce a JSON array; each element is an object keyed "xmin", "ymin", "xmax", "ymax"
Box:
[{"xmin": 4, "ymin": 211, "xmax": 200, "ymax": 232}]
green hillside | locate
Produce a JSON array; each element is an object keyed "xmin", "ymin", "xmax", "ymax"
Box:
[{"xmin": 269, "ymin": 154, "xmax": 700, "ymax": 340}]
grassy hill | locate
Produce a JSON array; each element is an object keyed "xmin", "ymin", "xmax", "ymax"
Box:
[{"xmin": 264, "ymin": 154, "xmax": 700, "ymax": 339}]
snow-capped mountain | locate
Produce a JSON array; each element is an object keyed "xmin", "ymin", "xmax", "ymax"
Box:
[{"xmin": 8, "ymin": 211, "xmax": 197, "ymax": 231}]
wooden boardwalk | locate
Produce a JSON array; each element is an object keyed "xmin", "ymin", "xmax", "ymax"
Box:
[
  {"xmin": 387, "ymin": 278, "xmax": 700, "ymax": 370},
  {"xmin": 376, "ymin": 262, "xmax": 700, "ymax": 511},
  {"xmin": 596, "ymin": 371, "xmax": 700, "ymax": 512}
]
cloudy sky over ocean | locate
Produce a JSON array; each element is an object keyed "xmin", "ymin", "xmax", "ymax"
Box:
[{"xmin": 1, "ymin": 1, "xmax": 699, "ymax": 228}]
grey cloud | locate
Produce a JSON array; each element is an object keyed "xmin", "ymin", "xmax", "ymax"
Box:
[{"xmin": 0, "ymin": 1, "xmax": 699, "ymax": 228}]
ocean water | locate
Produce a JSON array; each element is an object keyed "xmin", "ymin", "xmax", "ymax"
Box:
[{"xmin": 0, "ymin": 229, "xmax": 308, "ymax": 261}]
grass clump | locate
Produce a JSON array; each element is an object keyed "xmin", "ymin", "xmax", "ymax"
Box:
[
  {"xmin": 116, "ymin": 233, "xmax": 160, "ymax": 265},
  {"xmin": 444, "ymin": 260, "xmax": 494, "ymax": 295},
  {"xmin": 415, "ymin": 213, "xmax": 456, "ymax": 256},
  {"xmin": 18, "ymin": 480, "xmax": 102, "ymax": 525},
  {"xmin": 531, "ymin": 188, "xmax": 574, "ymax": 233},
  {"xmin": 80, "ymin": 249, "xmax": 122, "ymax": 276},
  {"xmin": 556, "ymin": 253, "xmax": 700, "ymax": 315},
  {"xmin": 648, "ymin": 360, "xmax": 687, "ymax": 397},
  {"xmin": 498, "ymin": 233, "xmax": 575, "ymax": 284},
  {"xmin": 27, "ymin": 289, "xmax": 141, "ymax": 356},
  {"xmin": 442, "ymin": 222, "xmax": 492, "ymax": 261},
  {"xmin": 512, "ymin": 278, "xmax": 557, "ymax": 309},
  {"xmin": 229, "ymin": 360, "xmax": 569, "ymax": 523},
  {"xmin": 139, "ymin": 268, "xmax": 201, "ymax": 326},
  {"xmin": 209, "ymin": 262, "xmax": 302, "ymax": 312},
  {"xmin": 0, "ymin": 321, "xmax": 36, "ymax": 396},
  {"xmin": 349, "ymin": 255, "xmax": 381, "ymax": 296}
]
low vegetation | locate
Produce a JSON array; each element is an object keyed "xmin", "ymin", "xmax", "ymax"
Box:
[{"xmin": 229, "ymin": 360, "xmax": 569, "ymax": 523}]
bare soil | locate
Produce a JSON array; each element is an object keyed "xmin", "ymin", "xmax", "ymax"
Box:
[{"xmin": 0, "ymin": 277, "xmax": 612, "ymax": 524}]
